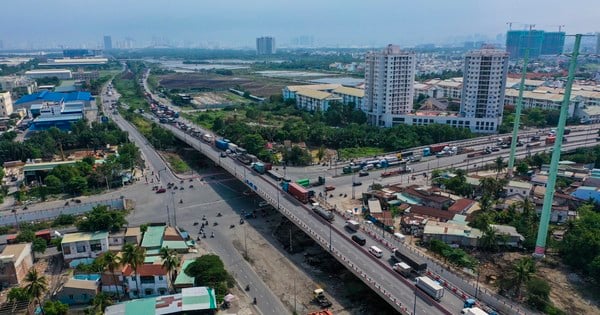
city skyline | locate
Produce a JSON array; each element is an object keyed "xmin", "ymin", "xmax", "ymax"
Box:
[{"xmin": 0, "ymin": 0, "xmax": 598, "ymax": 49}]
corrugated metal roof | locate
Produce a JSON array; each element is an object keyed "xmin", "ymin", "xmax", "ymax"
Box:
[
  {"xmin": 174, "ymin": 260, "xmax": 195, "ymax": 286},
  {"xmin": 141, "ymin": 225, "xmax": 165, "ymax": 248},
  {"xmin": 333, "ymin": 86, "xmax": 365, "ymax": 98},
  {"xmin": 15, "ymin": 91, "xmax": 92, "ymax": 105},
  {"xmin": 295, "ymin": 88, "xmax": 337, "ymax": 100}
]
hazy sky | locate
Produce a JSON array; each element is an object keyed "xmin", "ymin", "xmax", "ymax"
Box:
[{"xmin": 1, "ymin": 0, "xmax": 598, "ymax": 49}]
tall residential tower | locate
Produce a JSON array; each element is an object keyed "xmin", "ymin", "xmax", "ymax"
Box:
[
  {"xmin": 103, "ymin": 35, "xmax": 112, "ymax": 50},
  {"xmin": 460, "ymin": 47, "xmax": 509, "ymax": 132},
  {"xmin": 363, "ymin": 44, "xmax": 416, "ymax": 127},
  {"xmin": 256, "ymin": 36, "xmax": 276, "ymax": 55}
]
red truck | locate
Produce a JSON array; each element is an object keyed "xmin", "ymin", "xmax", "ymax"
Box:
[
  {"xmin": 287, "ymin": 182, "xmax": 309, "ymax": 204},
  {"xmin": 546, "ymin": 136, "xmax": 556, "ymax": 145},
  {"xmin": 430, "ymin": 144, "xmax": 447, "ymax": 153}
]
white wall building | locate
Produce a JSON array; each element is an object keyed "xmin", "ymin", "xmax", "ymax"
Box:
[
  {"xmin": 122, "ymin": 263, "xmax": 169, "ymax": 298},
  {"xmin": 332, "ymin": 86, "xmax": 364, "ymax": 108},
  {"xmin": 0, "ymin": 76, "xmax": 37, "ymax": 95},
  {"xmin": 61, "ymin": 232, "xmax": 109, "ymax": 263},
  {"xmin": 295, "ymin": 89, "xmax": 342, "ymax": 112},
  {"xmin": 363, "ymin": 44, "xmax": 416, "ymax": 127},
  {"xmin": 503, "ymin": 89, "xmax": 579, "ymax": 117},
  {"xmin": 25, "ymin": 69, "xmax": 72, "ymax": 80},
  {"xmin": 460, "ymin": 48, "xmax": 509, "ymax": 133},
  {"xmin": 0, "ymin": 91, "xmax": 13, "ymax": 117}
]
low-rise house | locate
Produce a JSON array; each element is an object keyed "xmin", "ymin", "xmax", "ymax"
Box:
[
  {"xmin": 0, "ymin": 243, "xmax": 33, "ymax": 286},
  {"xmin": 447, "ymin": 199, "xmax": 477, "ymax": 214},
  {"xmin": 61, "ymin": 232, "xmax": 109, "ymax": 263},
  {"xmin": 56, "ymin": 278, "xmax": 99, "ymax": 305},
  {"xmin": 122, "ymin": 263, "xmax": 169, "ymax": 298},
  {"xmin": 406, "ymin": 205, "xmax": 455, "ymax": 222},
  {"xmin": 571, "ymin": 186, "xmax": 600, "ymax": 203},
  {"xmin": 108, "ymin": 230, "xmax": 125, "ymax": 250},
  {"xmin": 504, "ymin": 180, "xmax": 533, "ymax": 198},
  {"xmin": 402, "ymin": 186, "xmax": 453, "ymax": 209},
  {"xmin": 124, "ymin": 227, "xmax": 141, "ymax": 245},
  {"xmin": 173, "ymin": 260, "xmax": 195, "ymax": 292},
  {"xmin": 104, "ymin": 287, "xmax": 217, "ymax": 315},
  {"xmin": 423, "ymin": 221, "xmax": 524, "ymax": 248}
]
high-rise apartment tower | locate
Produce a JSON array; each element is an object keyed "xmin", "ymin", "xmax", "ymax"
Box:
[
  {"xmin": 256, "ymin": 36, "xmax": 276, "ymax": 55},
  {"xmin": 363, "ymin": 44, "xmax": 416, "ymax": 127}
]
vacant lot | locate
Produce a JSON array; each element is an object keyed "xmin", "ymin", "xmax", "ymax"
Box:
[{"xmin": 158, "ymin": 73, "xmax": 289, "ymax": 97}]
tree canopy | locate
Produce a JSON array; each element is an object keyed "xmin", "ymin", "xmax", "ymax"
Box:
[{"xmin": 76, "ymin": 205, "xmax": 127, "ymax": 232}]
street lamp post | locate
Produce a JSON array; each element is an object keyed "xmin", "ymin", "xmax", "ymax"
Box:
[
  {"xmin": 171, "ymin": 191, "xmax": 177, "ymax": 227},
  {"xmin": 329, "ymin": 222, "xmax": 332, "ymax": 252},
  {"xmin": 413, "ymin": 288, "xmax": 418, "ymax": 315},
  {"xmin": 352, "ymin": 172, "xmax": 356, "ymax": 199}
]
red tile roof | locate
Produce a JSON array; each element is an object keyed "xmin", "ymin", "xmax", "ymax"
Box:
[
  {"xmin": 408, "ymin": 205, "xmax": 455, "ymax": 221},
  {"xmin": 122, "ymin": 263, "xmax": 167, "ymax": 277},
  {"xmin": 448, "ymin": 199, "xmax": 476, "ymax": 213}
]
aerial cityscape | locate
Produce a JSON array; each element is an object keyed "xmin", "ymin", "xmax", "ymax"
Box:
[{"xmin": 0, "ymin": 1, "xmax": 600, "ymax": 315}]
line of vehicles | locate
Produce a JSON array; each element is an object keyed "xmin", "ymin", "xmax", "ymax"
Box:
[{"xmin": 146, "ymin": 95, "xmax": 501, "ymax": 314}]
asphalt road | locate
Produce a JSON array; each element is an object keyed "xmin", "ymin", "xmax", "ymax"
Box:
[{"xmin": 106, "ymin": 77, "xmax": 290, "ymax": 315}]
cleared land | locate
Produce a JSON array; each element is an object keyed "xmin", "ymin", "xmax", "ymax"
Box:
[{"xmin": 158, "ymin": 73, "xmax": 290, "ymax": 97}]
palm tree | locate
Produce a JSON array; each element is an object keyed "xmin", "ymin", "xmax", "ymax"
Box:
[
  {"xmin": 495, "ymin": 156, "xmax": 504, "ymax": 178},
  {"xmin": 91, "ymin": 292, "xmax": 114, "ymax": 313},
  {"xmin": 99, "ymin": 251, "xmax": 122, "ymax": 300},
  {"xmin": 478, "ymin": 225, "xmax": 499, "ymax": 252},
  {"xmin": 25, "ymin": 268, "xmax": 48, "ymax": 315},
  {"xmin": 504, "ymin": 257, "xmax": 536, "ymax": 298},
  {"xmin": 159, "ymin": 247, "xmax": 180, "ymax": 293},
  {"xmin": 121, "ymin": 243, "xmax": 145, "ymax": 298}
]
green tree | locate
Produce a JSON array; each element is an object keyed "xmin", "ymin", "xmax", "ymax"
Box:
[
  {"xmin": 121, "ymin": 243, "xmax": 145, "ymax": 298},
  {"xmin": 16, "ymin": 230, "xmax": 35, "ymax": 243},
  {"xmin": 32, "ymin": 237, "xmax": 47, "ymax": 254},
  {"xmin": 495, "ymin": 156, "xmax": 504, "ymax": 178},
  {"xmin": 43, "ymin": 300, "xmax": 69, "ymax": 315},
  {"xmin": 66, "ymin": 176, "xmax": 87, "ymax": 195},
  {"xmin": 98, "ymin": 251, "xmax": 122, "ymax": 300},
  {"xmin": 316, "ymin": 145, "xmax": 326, "ymax": 163},
  {"xmin": 560, "ymin": 205, "xmax": 600, "ymax": 283},
  {"xmin": 526, "ymin": 277, "xmax": 551, "ymax": 311},
  {"xmin": 87, "ymin": 292, "xmax": 113, "ymax": 314},
  {"xmin": 76, "ymin": 205, "xmax": 127, "ymax": 232},
  {"xmin": 25, "ymin": 268, "xmax": 48, "ymax": 313},
  {"xmin": 516, "ymin": 161, "xmax": 530, "ymax": 175},
  {"xmin": 159, "ymin": 247, "xmax": 180, "ymax": 293},
  {"xmin": 185, "ymin": 254, "xmax": 234, "ymax": 302},
  {"xmin": 500, "ymin": 257, "xmax": 536, "ymax": 298},
  {"xmin": 7, "ymin": 287, "xmax": 29, "ymax": 303},
  {"xmin": 478, "ymin": 225, "xmax": 499, "ymax": 252}
]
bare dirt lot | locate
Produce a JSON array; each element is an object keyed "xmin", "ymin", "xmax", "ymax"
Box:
[{"xmin": 158, "ymin": 73, "xmax": 288, "ymax": 97}]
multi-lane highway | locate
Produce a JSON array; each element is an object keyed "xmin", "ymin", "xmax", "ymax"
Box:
[{"xmin": 141, "ymin": 68, "xmax": 600, "ymax": 314}]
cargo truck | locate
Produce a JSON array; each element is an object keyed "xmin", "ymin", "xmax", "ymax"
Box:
[
  {"xmin": 215, "ymin": 139, "xmax": 229, "ymax": 150},
  {"xmin": 343, "ymin": 165, "xmax": 362, "ymax": 174},
  {"xmin": 423, "ymin": 144, "xmax": 447, "ymax": 157},
  {"xmin": 281, "ymin": 182, "xmax": 310, "ymax": 204},
  {"xmin": 313, "ymin": 206, "xmax": 334, "ymax": 222},
  {"xmin": 252, "ymin": 162, "xmax": 272, "ymax": 174},
  {"xmin": 345, "ymin": 220, "xmax": 360, "ymax": 231},
  {"xmin": 392, "ymin": 248, "xmax": 427, "ymax": 273},
  {"xmin": 545, "ymin": 136, "xmax": 556, "ymax": 145},
  {"xmin": 296, "ymin": 177, "xmax": 326, "ymax": 187},
  {"xmin": 415, "ymin": 276, "xmax": 444, "ymax": 301},
  {"xmin": 236, "ymin": 154, "xmax": 252, "ymax": 165},
  {"xmin": 392, "ymin": 262, "xmax": 412, "ymax": 277}
]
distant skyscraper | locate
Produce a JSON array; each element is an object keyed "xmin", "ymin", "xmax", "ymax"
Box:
[
  {"xmin": 103, "ymin": 35, "xmax": 112, "ymax": 50},
  {"xmin": 596, "ymin": 33, "xmax": 600, "ymax": 55},
  {"xmin": 541, "ymin": 32, "xmax": 565, "ymax": 55},
  {"xmin": 460, "ymin": 47, "xmax": 509, "ymax": 131},
  {"xmin": 363, "ymin": 44, "xmax": 416, "ymax": 127},
  {"xmin": 506, "ymin": 30, "xmax": 544, "ymax": 59},
  {"xmin": 256, "ymin": 36, "xmax": 276, "ymax": 55}
]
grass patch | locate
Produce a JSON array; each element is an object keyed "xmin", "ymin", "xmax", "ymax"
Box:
[
  {"xmin": 165, "ymin": 154, "xmax": 191, "ymax": 173},
  {"xmin": 113, "ymin": 77, "xmax": 148, "ymax": 110},
  {"xmin": 338, "ymin": 147, "xmax": 385, "ymax": 160},
  {"xmin": 184, "ymin": 110, "xmax": 229, "ymax": 130}
]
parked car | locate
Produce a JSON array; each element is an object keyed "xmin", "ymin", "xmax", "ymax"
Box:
[
  {"xmin": 359, "ymin": 170, "xmax": 369, "ymax": 177},
  {"xmin": 156, "ymin": 188, "xmax": 166, "ymax": 193},
  {"xmin": 352, "ymin": 182, "xmax": 362, "ymax": 186}
]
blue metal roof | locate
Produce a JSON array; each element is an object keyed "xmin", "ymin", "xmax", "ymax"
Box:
[{"xmin": 15, "ymin": 91, "xmax": 93, "ymax": 105}]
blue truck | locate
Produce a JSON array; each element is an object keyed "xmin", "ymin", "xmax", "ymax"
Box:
[{"xmin": 215, "ymin": 139, "xmax": 229, "ymax": 150}]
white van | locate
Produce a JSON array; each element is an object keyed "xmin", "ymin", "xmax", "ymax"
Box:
[
  {"xmin": 368, "ymin": 246, "xmax": 383, "ymax": 258},
  {"xmin": 393, "ymin": 232, "xmax": 406, "ymax": 242}
]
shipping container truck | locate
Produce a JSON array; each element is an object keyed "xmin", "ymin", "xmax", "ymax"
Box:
[
  {"xmin": 266, "ymin": 170, "xmax": 284, "ymax": 181},
  {"xmin": 297, "ymin": 178, "xmax": 310, "ymax": 187},
  {"xmin": 343, "ymin": 165, "xmax": 362, "ymax": 174},
  {"xmin": 252, "ymin": 162, "xmax": 272, "ymax": 174},
  {"xmin": 281, "ymin": 182, "xmax": 310, "ymax": 204},
  {"xmin": 227, "ymin": 143, "xmax": 239, "ymax": 152},
  {"xmin": 415, "ymin": 276, "xmax": 444, "ymax": 301},
  {"xmin": 215, "ymin": 139, "xmax": 229, "ymax": 150},
  {"xmin": 237, "ymin": 154, "xmax": 252, "ymax": 165},
  {"xmin": 345, "ymin": 220, "xmax": 360, "ymax": 231}
]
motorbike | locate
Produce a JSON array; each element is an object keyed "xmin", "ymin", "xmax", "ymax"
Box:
[
  {"xmin": 344, "ymin": 194, "xmax": 347, "ymax": 198},
  {"xmin": 253, "ymin": 297, "xmax": 257, "ymax": 305},
  {"xmin": 213, "ymin": 222, "xmax": 218, "ymax": 226},
  {"xmin": 240, "ymin": 219, "xmax": 244, "ymax": 225},
  {"xmin": 217, "ymin": 213, "xmax": 222, "ymax": 217},
  {"xmin": 202, "ymin": 233, "xmax": 207, "ymax": 239},
  {"xmin": 189, "ymin": 185, "xmax": 194, "ymax": 188},
  {"xmin": 245, "ymin": 284, "xmax": 250, "ymax": 291},
  {"xmin": 180, "ymin": 199, "xmax": 183, "ymax": 204},
  {"xmin": 193, "ymin": 222, "xmax": 199, "ymax": 226},
  {"xmin": 229, "ymin": 224, "xmax": 235, "ymax": 229},
  {"xmin": 210, "ymin": 232, "xmax": 215, "ymax": 238}
]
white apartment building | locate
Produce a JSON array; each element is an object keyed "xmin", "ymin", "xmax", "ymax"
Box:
[
  {"xmin": 0, "ymin": 76, "xmax": 37, "ymax": 95},
  {"xmin": 460, "ymin": 48, "xmax": 509, "ymax": 132},
  {"xmin": 0, "ymin": 91, "xmax": 13, "ymax": 117},
  {"xmin": 363, "ymin": 44, "xmax": 416, "ymax": 127},
  {"xmin": 295, "ymin": 89, "xmax": 342, "ymax": 112},
  {"xmin": 332, "ymin": 86, "xmax": 365, "ymax": 108},
  {"xmin": 122, "ymin": 263, "xmax": 169, "ymax": 298},
  {"xmin": 503, "ymin": 89, "xmax": 579, "ymax": 117},
  {"xmin": 61, "ymin": 232, "xmax": 109, "ymax": 263}
]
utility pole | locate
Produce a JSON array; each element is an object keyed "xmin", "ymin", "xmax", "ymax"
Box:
[
  {"xmin": 507, "ymin": 25, "xmax": 534, "ymax": 178},
  {"xmin": 533, "ymin": 34, "xmax": 582, "ymax": 259}
]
